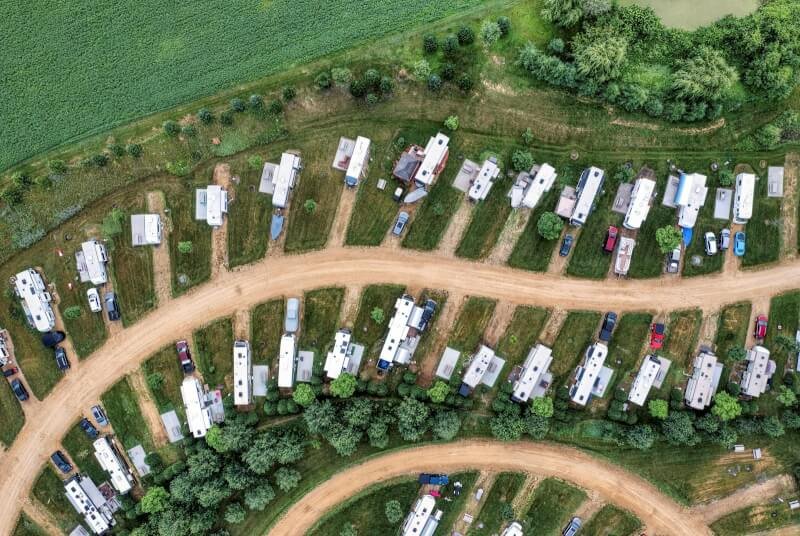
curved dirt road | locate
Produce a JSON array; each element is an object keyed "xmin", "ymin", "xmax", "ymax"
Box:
[
  {"xmin": 1, "ymin": 247, "xmax": 800, "ymax": 532},
  {"xmin": 269, "ymin": 440, "xmax": 711, "ymax": 536}
]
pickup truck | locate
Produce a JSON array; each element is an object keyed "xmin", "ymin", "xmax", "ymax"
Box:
[
  {"xmin": 418, "ymin": 473, "xmax": 449, "ymax": 486},
  {"xmin": 176, "ymin": 340, "xmax": 195, "ymax": 373}
]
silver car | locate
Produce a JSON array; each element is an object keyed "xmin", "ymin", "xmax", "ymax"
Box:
[
  {"xmin": 285, "ymin": 298, "xmax": 300, "ymax": 333},
  {"xmin": 719, "ymin": 228, "xmax": 731, "ymax": 250}
]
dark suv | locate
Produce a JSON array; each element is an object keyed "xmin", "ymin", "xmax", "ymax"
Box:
[
  {"xmin": 50, "ymin": 450, "xmax": 73, "ymax": 474},
  {"xmin": 104, "ymin": 292, "xmax": 121, "ymax": 321},
  {"xmin": 41, "ymin": 331, "xmax": 65, "ymax": 348},
  {"xmin": 11, "ymin": 379, "xmax": 28, "ymax": 401},
  {"xmin": 418, "ymin": 299, "xmax": 438, "ymax": 332},
  {"xmin": 54, "ymin": 347, "xmax": 70, "ymax": 371},
  {"xmin": 599, "ymin": 312, "xmax": 617, "ymax": 342},
  {"xmin": 80, "ymin": 417, "xmax": 99, "ymax": 439}
]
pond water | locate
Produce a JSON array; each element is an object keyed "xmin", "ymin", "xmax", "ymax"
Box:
[{"xmin": 620, "ymin": 0, "xmax": 759, "ymax": 29}]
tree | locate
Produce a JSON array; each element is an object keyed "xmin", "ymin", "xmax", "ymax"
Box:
[
  {"xmin": 248, "ymin": 94, "xmax": 263, "ymax": 109},
  {"xmin": 220, "ymin": 109, "xmax": 234, "ymax": 125},
  {"xmin": 332, "ymin": 67, "xmax": 352, "ymax": 87},
  {"xmin": 672, "ymin": 48, "xmax": 737, "ymax": 102},
  {"xmin": 224, "ymin": 502, "xmax": 246, "ymax": 524},
  {"xmin": 442, "ymin": 34, "xmax": 459, "ymax": 56},
  {"xmin": 456, "ymin": 74, "xmax": 474, "ymax": 92},
  {"xmin": 648, "ymin": 399, "xmax": 669, "ymax": 420},
  {"xmin": 497, "ymin": 16, "xmax": 511, "ymax": 36},
  {"xmin": 531, "ymin": 397, "xmax": 554, "ymax": 418},
  {"xmin": 178, "ymin": 241, "xmax": 193, "ymax": 254},
  {"xmin": 423, "ymin": 34, "xmax": 438, "ymax": 54},
  {"xmin": 444, "ymin": 115, "xmax": 459, "ymax": 131},
  {"xmin": 274, "ymin": 466, "xmax": 302, "ymax": 492},
  {"xmin": 126, "ymin": 143, "xmax": 143, "ymax": 157},
  {"xmin": 727, "ymin": 345, "xmax": 747, "ymax": 362},
  {"xmin": 762, "ymin": 415, "xmax": 785, "ymax": 438},
  {"xmin": 230, "ymin": 98, "xmax": 246, "ymax": 112},
  {"xmin": 304, "ymin": 199, "xmax": 317, "ymax": 214},
  {"xmin": 712, "ymin": 392, "xmax": 742, "ymax": 422},
  {"xmin": 349, "ymin": 79, "xmax": 368, "ymax": 98},
  {"xmin": 511, "ymin": 149, "xmax": 534, "ymax": 172},
  {"xmin": 718, "ymin": 169, "xmax": 734, "ymax": 187},
  {"xmin": 330, "ymin": 373, "xmax": 357, "ymax": 398},
  {"xmin": 525, "ymin": 413, "xmax": 550, "ymax": 439},
  {"xmin": 146, "ymin": 372, "xmax": 164, "ymax": 392},
  {"xmin": 63, "ymin": 305, "xmax": 82, "ymax": 320},
  {"xmin": 282, "ymin": 86, "xmax": 296, "ymax": 102},
  {"xmin": 776, "ymin": 334, "xmax": 800, "ymax": 356},
  {"xmin": 427, "ymin": 381, "xmax": 450, "ymax": 404},
  {"xmin": 537, "ymin": 212, "xmax": 564, "ymax": 241},
  {"xmin": 427, "ymin": 74, "xmax": 442, "ymax": 92},
  {"xmin": 777, "ymin": 385, "xmax": 797, "ymax": 407},
  {"xmin": 101, "ymin": 208, "xmax": 125, "ymax": 239},
  {"xmin": 581, "ymin": 0, "xmax": 612, "ymax": 17},
  {"xmin": 413, "ymin": 59, "xmax": 431, "ymax": 80},
  {"xmin": 457, "ymin": 25, "xmax": 475, "ymax": 45},
  {"xmin": 92, "ymin": 153, "xmax": 109, "ymax": 167},
  {"xmin": 661, "ymin": 411, "xmax": 699, "ymax": 445},
  {"xmin": 379, "ymin": 76, "xmax": 394, "ymax": 94},
  {"xmin": 140, "ymin": 486, "xmax": 169, "ymax": 514},
  {"xmin": 340, "ymin": 523, "xmax": 358, "ymax": 536},
  {"xmin": 490, "ymin": 412, "xmax": 525, "ymax": 441},
  {"xmin": 197, "ymin": 108, "xmax": 214, "ymax": 123},
  {"xmin": 163, "ymin": 120, "xmax": 180, "ymax": 136},
  {"xmin": 481, "ymin": 21, "xmax": 501, "ymax": 46},
  {"xmin": 626, "ymin": 424, "xmax": 656, "ymax": 450},
  {"xmin": 431, "ymin": 410, "xmax": 461, "ymax": 440},
  {"xmin": 293, "ymin": 383, "xmax": 316, "ymax": 407},
  {"xmin": 315, "ymin": 71, "xmax": 332, "ymax": 90},
  {"xmin": 541, "ymin": 0, "xmax": 584, "ymax": 27},
  {"xmin": 304, "ymin": 400, "xmax": 338, "ymax": 435},
  {"xmin": 244, "ymin": 482, "xmax": 275, "ymax": 511},
  {"xmin": 385, "ymin": 499, "xmax": 404, "ymax": 524},
  {"xmin": 573, "ymin": 33, "xmax": 627, "ymax": 83},
  {"xmin": 370, "ymin": 307, "xmax": 385, "ymax": 324},
  {"xmin": 655, "ymin": 226, "xmax": 682, "ymax": 253},
  {"xmin": 396, "ymin": 397, "xmax": 430, "ymax": 441}
]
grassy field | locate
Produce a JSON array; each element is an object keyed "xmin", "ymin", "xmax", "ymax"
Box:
[
  {"xmin": 662, "ymin": 309, "xmax": 703, "ymax": 363},
  {"xmin": 468, "ymin": 472, "xmax": 526, "ymax": 535},
  {"xmin": 308, "ymin": 478, "xmax": 419, "ymax": 536},
  {"xmin": 682, "ymin": 199, "xmax": 725, "ymax": 277},
  {"xmin": 763, "ymin": 290, "xmax": 800, "ymax": 386},
  {"xmin": 141, "ymin": 345, "xmax": 185, "ymax": 414},
  {"xmin": 627, "ymin": 173, "xmax": 675, "ymax": 278},
  {"xmin": 193, "ymin": 316, "xmax": 234, "ymax": 389},
  {"xmin": 448, "ymin": 297, "xmax": 497, "ymax": 352},
  {"xmin": 61, "ymin": 420, "xmax": 107, "ymax": 483},
  {"xmin": 550, "ymin": 311, "xmax": 601, "ymax": 379},
  {"xmin": 711, "ymin": 499, "xmax": 800, "ymax": 536},
  {"xmin": 167, "ymin": 180, "xmax": 212, "ymax": 295},
  {"xmin": 606, "ymin": 313, "xmax": 652, "ymax": 391},
  {"xmin": 456, "ymin": 175, "xmax": 514, "ymax": 259},
  {"xmin": 439, "ymin": 472, "xmax": 480, "ymax": 531},
  {"xmin": 352, "ymin": 285, "xmax": 406, "ymax": 357},
  {"xmin": 410, "ymin": 289, "xmax": 450, "ymax": 369},
  {"xmin": 521, "ymin": 478, "xmax": 586, "ymax": 535},
  {"xmin": 12, "ymin": 514, "xmax": 48, "ymax": 536},
  {"xmin": 299, "ymin": 287, "xmax": 345, "ymax": 358},
  {"xmin": 109, "ymin": 204, "xmax": 156, "ymax": 326},
  {"xmin": 0, "ymin": 378, "xmax": 25, "ymax": 447},
  {"xmin": 582, "ymin": 504, "xmax": 642, "ymax": 536},
  {"xmin": 251, "ymin": 299, "xmax": 285, "ymax": 365},
  {"xmin": 31, "ymin": 466, "xmax": 83, "ymax": 532},
  {"xmin": 715, "ymin": 301, "xmax": 752, "ymax": 363},
  {"xmin": 496, "ymin": 306, "xmax": 550, "ymax": 364},
  {"xmin": 100, "ymin": 376, "xmax": 155, "ymax": 451},
  {"xmin": 225, "ymin": 154, "xmax": 271, "ymax": 268},
  {"xmin": 742, "ymin": 172, "xmax": 782, "ymax": 267},
  {"xmin": 507, "ymin": 189, "xmax": 560, "ymax": 271}
]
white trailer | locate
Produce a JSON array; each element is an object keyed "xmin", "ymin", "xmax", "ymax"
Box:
[
  {"xmin": 623, "ymin": 178, "xmax": 656, "ymax": 230},
  {"xmin": 733, "ymin": 172, "xmax": 755, "ymax": 224}
]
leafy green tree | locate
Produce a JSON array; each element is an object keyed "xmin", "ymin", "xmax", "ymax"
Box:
[
  {"xmin": 316, "ymin": 71, "xmax": 332, "ymax": 89},
  {"xmin": 328, "ymin": 424, "xmax": 362, "ymax": 456},
  {"xmin": 92, "ymin": 153, "xmax": 109, "ymax": 167},
  {"xmin": 727, "ymin": 345, "xmax": 747, "ymax": 362},
  {"xmin": 490, "ymin": 411, "xmax": 525, "ymax": 441},
  {"xmin": 330, "ymin": 373, "xmax": 357, "ymax": 398},
  {"xmin": 481, "ymin": 21, "xmax": 501, "ymax": 46},
  {"xmin": 655, "ymin": 226, "xmax": 681, "ymax": 253},
  {"xmin": 648, "ymin": 399, "xmax": 669, "ymax": 420},
  {"xmin": 525, "ymin": 412, "xmax": 550, "ymax": 439},
  {"xmin": 304, "ymin": 400, "xmax": 338, "ymax": 435},
  {"xmin": 581, "ymin": 0, "xmax": 612, "ymax": 17},
  {"xmin": 370, "ymin": 307, "xmax": 385, "ymax": 324},
  {"xmin": 140, "ymin": 486, "xmax": 169, "ymax": 514},
  {"xmin": 163, "ymin": 120, "xmax": 180, "ymax": 136},
  {"xmin": 224, "ymin": 502, "xmax": 246, "ymax": 524},
  {"xmin": 178, "ymin": 241, "xmax": 193, "ymax": 254},
  {"xmin": 573, "ymin": 33, "xmax": 627, "ymax": 83},
  {"xmin": 379, "ymin": 76, "xmax": 394, "ymax": 93},
  {"xmin": 537, "ymin": 212, "xmax": 564, "ymax": 241},
  {"xmin": 427, "ymin": 380, "xmax": 450, "ymax": 404},
  {"xmin": 304, "ymin": 199, "xmax": 317, "ymax": 214},
  {"xmin": 413, "ymin": 59, "xmax": 431, "ymax": 79},
  {"xmin": 712, "ymin": 392, "xmax": 742, "ymax": 422},
  {"xmin": 230, "ymin": 98, "xmax": 246, "ymax": 112},
  {"xmin": 456, "ymin": 74, "xmax": 474, "ymax": 92},
  {"xmin": 457, "ymin": 25, "xmax": 475, "ymax": 45},
  {"xmin": 396, "ymin": 397, "xmax": 430, "ymax": 441},
  {"xmin": 340, "ymin": 523, "xmax": 358, "ymax": 536},
  {"xmin": 63, "ymin": 306, "xmax": 82, "ymax": 319},
  {"xmin": 444, "ymin": 115, "xmax": 459, "ymax": 131},
  {"xmin": 442, "ymin": 34, "xmax": 459, "ymax": 56},
  {"xmin": 248, "ymin": 94, "xmax": 263, "ymax": 109},
  {"xmin": 531, "ymin": 396, "xmax": 554, "ymax": 418},
  {"xmin": 423, "ymin": 34, "xmax": 438, "ymax": 54},
  {"xmin": 126, "ymin": 143, "xmax": 143, "ymax": 157},
  {"xmin": 762, "ymin": 415, "xmax": 785, "ymax": 438},
  {"xmin": 274, "ymin": 466, "xmax": 302, "ymax": 492},
  {"xmin": 541, "ymin": 0, "xmax": 584, "ymax": 27},
  {"xmin": 293, "ymin": 383, "xmax": 316, "ymax": 407},
  {"xmin": 777, "ymin": 385, "xmax": 797, "ymax": 407},
  {"xmin": 427, "ymin": 74, "xmax": 443, "ymax": 92},
  {"xmin": 511, "ymin": 149, "xmax": 534, "ymax": 172},
  {"xmin": 672, "ymin": 48, "xmax": 737, "ymax": 102},
  {"xmin": 181, "ymin": 124, "xmax": 197, "ymax": 137},
  {"xmin": 718, "ymin": 169, "xmax": 734, "ymax": 187},
  {"xmin": 197, "ymin": 108, "xmax": 214, "ymax": 123},
  {"xmin": 146, "ymin": 372, "xmax": 164, "ymax": 392},
  {"xmin": 626, "ymin": 424, "xmax": 656, "ymax": 450},
  {"xmin": 244, "ymin": 482, "xmax": 275, "ymax": 511},
  {"xmin": 101, "ymin": 208, "xmax": 125, "ymax": 239},
  {"xmin": 431, "ymin": 410, "xmax": 461, "ymax": 440},
  {"xmin": 349, "ymin": 79, "xmax": 368, "ymax": 98},
  {"xmin": 368, "ymin": 420, "xmax": 390, "ymax": 449},
  {"xmin": 775, "ymin": 334, "xmax": 800, "ymax": 356},
  {"xmin": 661, "ymin": 411, "xmax": 699, "ymax": 445},
  {"xmin": 385, "ymin": 499, "xmax": 404, "ymax": 524},
  {"xmin": 343, "ymin": 398, "xmax": 374, "ymax": 427}
]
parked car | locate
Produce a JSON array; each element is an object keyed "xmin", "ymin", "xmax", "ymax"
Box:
[
  {"xmin": 563, "ymin": 517, "xmax": 582, "ymax": 536},
  {"xmin": 104, "ymin": 291, "xmax": 120, "ymax": 321},
  {"xmin": 417, "ymin": 299, "xmax": 437, "ymax": 332},
  {"xmin": 666, "ymin": 247, "xmax": 681, "ymax": 273},
  {"xmin": 50, "ymin": 450, "xmax": 73, "ymax": 474},
  {"xmin": 3, "ymin": 367, "xmax": 18, "ymax": 378},
  {"xmin": 176, "ymin": 340, "xmax": 194, "ymax": 374},
  {"xmin": 392, "ymin": 211, "xmax": 410, "ymax": 236},
  {"xmin": 392, "ymin": 187, "xmax": 404, "ymax": 202},
  {"xmin": 704, "ymin": 232, "xmax": 718, "ymax": 256},
  {"xmin": 54, "ymin": 346, "xmax": 70, "ymax": 371},
  {"xmin": 41, "ymin": 331, "xmax": 65, "ymax": 348},
  {"xmin": 603, "ymin": 226, "xmax": 618, "ymax": 253},
  {"xmin": 599, "ymin": 312, "xmax": 617, "ymax": 342},
  {"xmin": 418, "ymin": 473, "xmax": 449, "ymax": 486},
  {"xmin": 559, "ymin": 234, "xmax": 574, "ymax": 257},
  {"xmin": 734, "ymin": 231, "xmax": 746, "ymax": 257},
  {"xmin": 754, "ymin": 314, "xmax": 768, "ymax": 340},
  {"xmin": 80, "ymin": 417, "xmax": 99, "ymax": 440},
  {"xmin": 92, "ymin": 405, "xmax": 109, "ymax": 426},
  {"xmin": 87, "ymin": 287, "xmax": 102, "ymax": 313},
  {"xmin": 650, "ymin": 323, "xmax": 666, "ymax": 349},
  {"xmin": 11, "ymin": 379, "xmax": 28, "ymax": 401},
  {"xmin": 719, "ymin": 229, "xmax": 731, "ymax": 250},
  {"xmin": 285, "ymin": 298, "xmax": 300, "ymax": 333}
]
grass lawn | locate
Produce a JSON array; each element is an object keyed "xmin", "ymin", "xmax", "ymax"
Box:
[
  {"xmin": 308, "ymin": 477, "xmax": 419, "ymax": 536},
  {"xmin": 61, "ymin": 420, "xmax": 107, "ymax": 483},
  {"xmin": 627, "ymin": 206, "xmax": 674, "ymax": 279},
  {"xmin": 226, "ymin": 153, "xmax": 271, "ymax": 267},
  {"xmin": 582, "ymin": 504, "xmax": 642, "ymax": 536},
  {"xmin": 251, "ymin": 299, "xmax": 285, "ymax": 365},
  {"xmin": 193, "ymin": 316, "xmax": 234, "ymax": 389},
  {"xmin": 763, "ymin": 290, "xmax": 800, "ymax": 386},
  {"xmin": 411, "ymin": 289, "xmax": 450, "ymax": 368},
  {"xmin": 456, "ymin": 175, "xmax": 514, "ymax": 259},
  {"xmin": 662, "ymin": 309, "xmax": 703, "ymax": 363},
  {"xmin": 167, "ymin": 180, "xmax": 212, "ymax": 296},
  {"xmin": 448, "ymin": 297, "xmax": 497, "ymax": 352},
  {"xmin": 496, "ymin": 306, "xmax": 550, "ymax": 364},
  {"xmin": 606, "ymin": 313, "xmax": 652, "ymax": 391},
  {"xmin": 12, "ymin": 514, "xmax": 48, "ymax": 536},
  {"xmin": 0, "ymin": 378, "xmax": 25, "ymax": 447},
  {"xmin": 521, "ymin": 477, "xmax": 586, "ymax": 535},
  {"xmin": 439, "ymin": 471, "xmax": 480, "ymax": 531},
  {"xmin": 507, "ymin": 189, "xmax": 560, "ymax": 272},
  {"xmin": 299, "ymin": 287, "xmax": 345, "ymax": 358},
  {"xmin": 468, "ymin": 472, "xmax": 526, "ymax": 535},
  {"xmin": 550, "ymin": 311, "xmax": 601, "ymax": 380},
  {"xmin": 682, "ymin": 199, "xmax": 724, "ymax": 277},
  {"xmin": 711, "ymin": 499, "xmax": 800, "ymax": 536},
  {"xmin": 100, "ymin": 376, "xmax": 155, "ymax": 451},
  {"xmin": 141, "ymin": 345, "xmax": 186, "ymax": 414},
  {"xmin": 31, "ymin": 466, "xmax": 84, "ymax": 532},
  {"xmin": 715, "ymin": 301, "xmax": 752, "ymax": 364},
  {"xmin": 352, "ymin": 285, "xmax": 405, "ymax": 357},
  {"xmin": 742, "ymin": 173, "xmax": 781, "ymax": 267}
]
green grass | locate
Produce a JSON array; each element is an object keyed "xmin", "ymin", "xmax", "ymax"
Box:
[
  {"xmin": 31, "ymin": 466, "xmax": 83, "ymax": 532},
  {"xmin": 763, "ymin": 290, "xmax": 800, "ymax": 386},
  {"xmin": 550, "ymin": 311, "xmax": 601, "ymax": 379},
  {"xmin": 411, "ymin": 289, "xmax": 450, "ymax": 366},
  {"xmin": 251, "ymin": 299, "xmax": 285, "ymax": 365},
  {"xmin": 521, "ymin": 478, "xmax": 586, "ymax": 535},
  {"xmin": 308, "ymin": 477, "xmax": 419, "ymax": 536},
  {"xmin": 507, "ymin": 189, "xmax": 560, "ymax": 271},
  {"xmin": 566, "ymin": 178, "xmax": 622, "ymax": 279},
  {"xmin": 226, "ymin": 155, "xmax": 271, "ymax": 268},
  {"xmin": 711, "ymin": 499, "xmax": 800, "ymax": 536},
  {"xmin": 193, "ymin": 316, "xmax": 234, "ymax": 388},
  {"xmin": 627, "ymin": 180, "xmax": 675, "ymax": 279},
  {"xmin": 448, "ymin": 297, "xmax": 497, "ymax": 352},
  {"xmin": 468, "ymin": 472, "xmax": 526, "ymax": 535},
  {"xmin": 496, "ymin": 306, "xmax": 550, "ymax": 364},
  {"xmin": 0, "ymin": 377, "xmax": 25, "ymax": 447},
  {"xmin": 167, "ymin": 181, "xmax": 212, "ymax": 295},
  {"xmin": 61, "ymin": 420, "xmax": 107, "ymax": 483},
  {"xmin": 606, "ymin": 313, "xmax": 652, "ymax": 390},
  {"xmin": 141, "ymin": 345, "xmax": 186, "ymax": 414},
  {"xmin": 299, "ymin": 287, "xmax": 345, "ymax": 357},
  {"xmin": 742, "ymin": 173, "xmax": 781, "ymax": 267},
  {"xmin": 439, "ymin": 471, "xmax": 480, "ymax": 531},
  {"xmin": 662, "ymin": 309, "xmax": 702, "ymax": 363},
  {"xmin": 714, "ymin": 301, "xmax": 752, "ymax": 364},
  {"xmin": 100, "ymin": 376, "xmax": 155, "ymax": 450},
  {"xmin": 682, "ymin": 199, "xmax": 725, "ymax": 277},
  {"xmin": 110, "ymin": 203, "xmax": 157, "ymax": 326},
  {"xmin": 352, "ymin": 285, "xmax": 406, "ymax": 358},
  {"xmin": 12, "ymin": 513, "xmax": 48, "ymax": 536},
  {"xmin": 456, "ymin": 175, "xmax": 514, "ymax": 259},
  {"xmin": 582, "ymin": 504, "xmax": 642, "ymax": 536}
]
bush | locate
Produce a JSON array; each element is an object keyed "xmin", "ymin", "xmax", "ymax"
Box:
[
  {"xmin": 444, "ymin": 115, "xmax": 459, "ymax": 131},
  {"xmin": 366, "ymin": 93, "xmax": 379, "ymax": 106},
  {"xmin": 379, "ymin": 76, "xmax": 394, "ymax": 93},
  {"xmin": 162, "ymin": 120, "xmax": 180, "ymax": 136},
  {"xmin": 511, "ymin": 149, "xmax": 534, "ymax": 172},
  {"xmin": 385, "ymin": 499, "xmax": 404, "ymax": 524},
  {"xmin": 537, "ymin": 212, "xmax": 564, "ymax": 240},
  {"xmin": 304, "ymin": 199, "xmax": 317, "ymax": 214},
  {"xmin": 108, "ymin": 144, "xmax": 125, "ymax": 157},
  {"xmin": 427, "ymin": 74, "xmax": 443, "ymax": 92},
  {"xmin": 521, "ymin": 128, "xmax": 534, "ymax": 146},
  {"xmin": 457, "ymin": 25, "xmax": 475, "ymax": 45},
  {"xmin": 315, "ymin": 71, "xmax": 332, "ymax": 90},
  {"xmin": 268, "ymin": 99, "xmax": 283, "ymax": 115},
  {"xmin": 456, "ymin": 74, "xmax": 473, "ymax": 92},
  {"xmin": 497, "ymin": 16, "xmax": 511, "ymax": 36},
  {"xmin": 481, "ymin": 21, "xmax": 501, "ymax": 46},
  {"xmin": 349, "ymin": 79, "xmax": 368, "ymax": 98},
  {"xmin": 220, "ymin": 110, "xmax": 234, "ymax": 126},
  {"xmin": 364, "ymin": 69, "xmax": 381, "ymax": 89},
  {"xmin": 331, "ymin": 67, "xmax": 353, "ymax": 87},
  {"xmin": 423, "ymin": 34, "xmax": 438, "ymax": 53},
  {"xmin": 63, "ymin": 306, "xmax": 82, "ymax": 319},
  {"xmin": 282, "ymin": 86, "xmax": 296, "ymax": 101},
  {"xmin": 413, "ymin": 59, "xmax": 431, "ymax": 80},
  {"xmin": 441, "ymin": 62, "xmax": 456, "ymax": 81},
  {"xmin": 718, "ymin": 169, "xmax": 734, "ymax": 187},
  {"xmin": 48, "ymin": 159, "xmax": 67, "ymax": 174},
  {"xmin": 178, "ymin": 241, "xmax": 193, "ymax": 254},
  {"xmin": 230, "ymin": 98, "xmax": 246, "ymax": 112},
  {"xmin": 655, "ymin": 225, "xmax": 681, "ymax": 253},
  {"xmin": 442, "ymin": 34, "xmax": 459, "ymax": 56},
  {"xmin": 548, "ymin": 38, "xmax": 565, "ymax": 54},
  {"xmin": 197, "ymin": 107, "xmax": 214, "ymax": 124},
  {"xmin": 181, "ymin": 124, "xmax": 197, "ymax": 137},
  {"xmin": 92, "ymin": 153, "xmax": 109, "ymax": 167},
  {"xmin": 248, "ymin": 94, "xmax": 263, "ymax": 109}
]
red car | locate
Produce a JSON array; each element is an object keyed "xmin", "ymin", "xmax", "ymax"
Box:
[
  {"xmin": 176, "ymin": 340, "xmax": 195, "ymax": 374},
  {"xmin": 650, "ymin": 323, "xmax": 665, "ymax": 349},
  {"xmin": 754, "ymin": 315, "xmax": 768, "ymax": 340},
  {"xmin": 604, "ymin": 226, "xmax": 619, "ymax": 253}
]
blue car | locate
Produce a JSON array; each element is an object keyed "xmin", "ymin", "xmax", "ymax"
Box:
[
  {"xmin": 734, "ymin": 232, "xmax": 746, "ymax": 257},
  {"xmin": 559, "ymin": 235, "xmax": 574, "ymax": 257}
]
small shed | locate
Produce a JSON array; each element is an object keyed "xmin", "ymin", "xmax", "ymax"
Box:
[
  {"xmin": 555, "ymin": 186, "xmax": 577, "ymax": 218},
  {"xmin": 768, "ymin": 166, "xmax": 784, "ymax": 197},
  {"xmin": 661, "ymin": 175, "xmax": 680, "ymax": 208},
  {"xmin": 436, "ymin": 347, "xmax": 461, "ymax": 381},
  {"xmin": 453, "ymin": 159, "xmax": 479, "ymax": 193},
  {"xmin": 160, "ymin": 410, "xmax": 184, "ymax": 443},
  {"xmin": 345, "ymin": 343, "xmax": 365, "ymax": 376},
  {"xmin": 612, "ymin": 183, "xmax": 633, "ymax": 215},
  {"xmin": 296, "ymin": 350, "xmax": 315, "ymax": 382},
  {"xmin": 480, "ymin": 355, "xmax": 506, "ymax": 388},
  {"xmin": 127, "ymin": 445, "xmax": 150, "ymax": 477},
  {"xmin": 253, "ymin": 365, "xmax": 269, "ymax": 396},
  {"xmin": 714, "ymin": 188, "xmax": 733, "ymax": 220}
]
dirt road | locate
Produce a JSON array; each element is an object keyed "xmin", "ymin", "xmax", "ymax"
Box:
[
  {"xmin": 268, "ymin": 440, "xmax": 712, "ymax": 536},
  {"xmin": 690, "ymin": 474, "xmax": 796, "ymax": 523},
  {"xmin": 3, "ymin": 247, "xmax": 800, "ymax": 532}
]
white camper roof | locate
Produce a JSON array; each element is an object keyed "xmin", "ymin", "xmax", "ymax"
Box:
[
  {"xmin": 628, "ymin": 355, "xmax": 661, "ymax": 406},
  {"xmin": 522, "ymin": 163, "xmax": 557, "ymax": 209},
  {"xmin": 511, "ymin": 344, "xmax": 553, "ymax": 403},
  {"xmin": 733, "ymin": 173, "xmax": 755, "ymax": 224},
  {"xmin": 413, "ymin": 133, "xmax": 449, "ymax": 186},
  {"xmin": 740, "ymin": 345, "xmax": 776, "ymax": 397},
  {"xmin": 570, "ymin": 167, "xmax": 605, "ymax": 226},
  {"xmin": 675, "ymin": 173, "xmax": 708, "ymax": 228},
  {"xmin": 181, "ymin": 376, "xmax": 213, "ymax": 438},
  {"xmin": 402, "ymin": 495, "xmax": 437, "ymax": 536},
  {"xmin": 93, "ymin": 437, "xmax": 133, "ymax": 494},
  {"xmin": 462, "ymin": 345, "xmax": 495, "ymax": 388},
  {"xmin": 324, "ymin": 329, "xmax": 353, "ymax": 379},
  {"xmin": 64, "ymin": 475, "xmax": 112, "ymax": 534},
  {"xmin": 14, "ymin": 268, "xmax": 55, "ymax": 332},
  {"xmin": 195, "ymin": 185, "xmax": 228, "ymax": 227},
  {"xmin": 685, "ymin": 351, "xmax": 723, "ymax": 410},
  {"xmin": 345, "ymin": 136, "xmax": 371, "ymax": 182},
  {"xmin": 233, "ymin": 340, "xmax": 252, "ymax": 406},
  {"xmin": 614, "ymin": 237, "xmax": 636, "ymax": 276},
  {"xmin": 468, "ymin": 159, "xmax": 500, "ymax": 202},
  {"xmin": 623, "ymin": 178, "xmax": 656, "ymax": 230},
  {"xmin": 378, "ymin": 296, "xmax": 416, "ymax": 365},
  {"xmin": 76, "ymin": 239, "xmax": 108, "ymax": 285},
  {"xmin": 131, "ymin": 214, "xmax": 162, "ymax": 246},
  {"xmin": 570, "ymin": 343, "xmax": 608, "ymax": 406},
  {"xmin": 273, "ymin": 152, "xmax": 302, "ymax": 208},
  {"xmin": 278, "ymin": 334, "xmax": 296, "ymax": 388}
]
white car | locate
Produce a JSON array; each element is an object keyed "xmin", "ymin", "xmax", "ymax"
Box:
[
  {"xmin": 704, "ymin": 232, "xmax": 718, "ymax": 256},
  {"xmin": 87, "ymin": 288, "xmax": 102, "ymax": 313}
]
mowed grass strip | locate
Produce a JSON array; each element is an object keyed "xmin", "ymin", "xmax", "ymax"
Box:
[
  {"xmin": 582, "ymin": 504, "xmax": 642, "ymax": 536},
  {"xmin": 566, "ymin": 182, "xmax": 622, "ymax": 279},
  {"xmin": 141, "ymin": 345, "xmax": 186, "ymax": 414},
  {"xmin": 607, "ymin": 312, "xmax": 652, "ymax": 390},
  {"xmin": 352, "ymin": 285, "xmax": 405, "ymax": 357},
  {"xmin": 167, "ymin": 181, "xmax": 212, "ymax": 296},
  {"xmin": 550, "ymin": 311, "xmax": 601, "ymax": 379},
  {"xmin": 468, "ymin": 472, "xmax": 526, "ymax": 535},
  {"xmin": 251, "ymin": 299, "xmax": 285, "ymax": 365},
  {"xmin": 496, "ymin": 306, "xmax": 550, "ymax": 364},
  {"xmin": 308, "ymin": 478, "xmax": 419, "ymax": 536},
  {"xmin": 456, "ymin": 175, "xmax": 514, "ymax": 259},
  {"xmin": 711, "ymin": 500, "xmax": 800, "ymax": 536},
  {"xmin": 682, "ymin": 199, "xmax": 724, "ymax": 277},
  {"xmin": 412, "ymin": 289, "xmax": 449, "ymax": 363},
  {"xmin": 13, "ymin": 513, "xmax": 48, "ymax": 536},
  {"xmin": 439, "ymin": 472, "xmax": 480, "ymax": 531},
  {"xmin": 226, "ymin": 154, "xmax": 271, "ymax": 268},
  {"xmin": 110, "ymin": 204, "xmax": 157, "ymax": 326},
  {"xmin": 193, "ymin": 316, "xmax": 234, "ymax": 389},
  {"xmin": 61, "ymin": 420, "xmax": 107, "ymax": 483},
  {"xmin": 31, "ymin": 466, "xmax": 84, "ymax": 532},
  {"xmin": 627, "ymin": 204, "xmax": 674, "ymax": 279},
  {"xmin": 521, "ymin": 478, "xmax": 586, "ymax": 535},
  {"xmin": 0, "ymin": 378, "xmax": 25, "ymax": 447},
  {"xmin": 507, "ymin": 189, "xmax": 560, "ymax": 272},
  {"xmin": 299, "ymin": 287, "xmax": 345, "ymax": 357},
  {"xmin": 448, "ymin": 297, "xmax": 497, "ymax": 352},
  {"xmin": 763, "ymin": 290, "xmax": 800, "ymax": 386},
  {"xmin": 662, "ymin": 309, "xmax": 703, "ymax": 363},
  {"xmin": 742, "ymin": 173, "xmax": 781, "ymax": 267},
  {"xmin": 715, "ymin": 301, "xmax": 752, "ymax": 364},
  {"xmin": 101, "ymin": 376, "xmax": 155, "ymax": 451}
]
